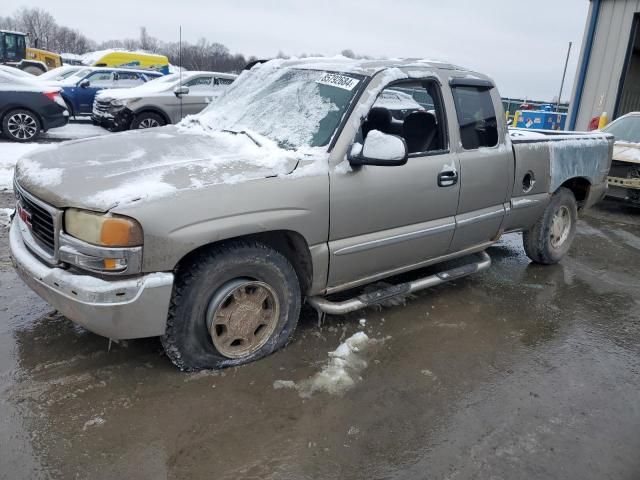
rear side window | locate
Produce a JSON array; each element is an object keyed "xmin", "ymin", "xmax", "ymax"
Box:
[
  {"xmin": 215, "ymin": 77, "xmax": 234, "ymax": 86},
  {"xmin": 451, "ymin": 86, "xmax": 498, "ymax": 150}
]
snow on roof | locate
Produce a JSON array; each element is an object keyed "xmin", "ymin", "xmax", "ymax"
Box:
[
  {"xmin": 0, "ymin": 70, "xmax": 59, "ymax": 92},
  {"xmin": 270, "ymin": 55, "xmax": 474, "ymax": 76},
  {"xmin": 81, "ymin": 49, "xmax": 168, "ymax": 65}
]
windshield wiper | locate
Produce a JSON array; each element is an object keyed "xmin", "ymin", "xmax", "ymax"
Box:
[{"xmin": 221, "ymin": 129, "xmax": 262, "ymax": 147}]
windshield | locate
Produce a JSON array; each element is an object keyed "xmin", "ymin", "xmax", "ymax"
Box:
[
  {"xmin": 603, "ymin": 115, "xmax": 640, "ymax": 143},
  {"xmin": 191, "ymin": 66, "xmax": 364, "ymax": 149}
]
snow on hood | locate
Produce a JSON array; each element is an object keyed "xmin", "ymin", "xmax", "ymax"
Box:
[
  {"xmin": 14, "ymin": 126, "xmax": 322, "ymax": 211},
  {"xmin": 613, "ymin": 142, "xmax": 640, "ymax": 164},
  {"xmin": 96, "ymin": 74, "xmax": 180, "ymax": 101}
]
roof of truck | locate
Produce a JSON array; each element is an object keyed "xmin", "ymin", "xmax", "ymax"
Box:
[{"xmin": 273, "ymin": 56, "xmax": 477, "ymax": 76}]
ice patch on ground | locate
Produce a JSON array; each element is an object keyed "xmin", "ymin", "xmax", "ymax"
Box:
[
  {"xmin": 82, "ymin": 416, "xmax": 105, "ymax": 430},
  {"xmin": 0, "ymin": 208, "xmax": 13, "ymax": 227},
  {"xmin": 273, "ymin": 332, "xmax": 380, "ymax": 398}
]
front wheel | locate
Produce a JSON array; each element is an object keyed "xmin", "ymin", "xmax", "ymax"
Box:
[
  {"xmin": 131, "ymin": 112, "xmax": 165, "ymax": 129},
  {"xmin": 2, "ymin": 109, "xmax": 41, "ymax": 142},
  {"xmin": 523, "ymin": 187, "xmax": 578, "ymax": 264},
  {"xmin": 161, "ymin": 241, "xmax": 301, "ymax": 371}
]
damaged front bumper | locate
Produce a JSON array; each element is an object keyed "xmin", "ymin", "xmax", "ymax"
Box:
[{"xmin": 9, "ymin": 219, "xmax": 174, "ymax": 340}]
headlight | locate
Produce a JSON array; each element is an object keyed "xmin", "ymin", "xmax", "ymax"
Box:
[
  {"xmin": 65, "ymin": 209, "xmax": 143, "ymax": 247},
  {"xmin": 111, "ymin": 98, "xmax": 139, "ymax": 106}
]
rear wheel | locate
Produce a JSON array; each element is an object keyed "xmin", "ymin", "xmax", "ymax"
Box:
[
  {"xmin": 161, "ymin": 241, "xmax": 301, "ymax": 370},
  {"xmin": 2, "ymin": 109, "xmax": 41, "ymax": 142},
  {"xmin": 131, "ymin": 112, "xmax": 165, "ymax": 129},
  {"xmin": 523, "ymin": 187, "xmax": 578, "ymax": 264}
]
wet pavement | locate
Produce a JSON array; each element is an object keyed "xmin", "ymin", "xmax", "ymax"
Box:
[{"xmin": 1, "ymin": 192, "xmax": 639, "ymax": 480}]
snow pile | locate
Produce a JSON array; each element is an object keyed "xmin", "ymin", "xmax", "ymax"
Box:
[
  {"xmin": 0, "ymin": 143, "xmax": 45, "ymax": 189},
  {"xmin": 273, "ymin": 332, "xmax": 378, "ymax": 398},
  {"xmin": 0, "ymin": 70, "xmax": 59, "ymax": 93}
]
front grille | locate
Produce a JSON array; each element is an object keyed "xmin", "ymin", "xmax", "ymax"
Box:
[
  {"xmin": 93, "ymin": 99, "xmax": 112, "ymax": 115},
  {"xmin": 15, "ymin": 185, "xmax": 56, "ymax": 254}
]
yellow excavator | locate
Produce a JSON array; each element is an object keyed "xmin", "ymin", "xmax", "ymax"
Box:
[{"xmin": 0, "ymin": 29, "xmax": 62, "ymax": 75}]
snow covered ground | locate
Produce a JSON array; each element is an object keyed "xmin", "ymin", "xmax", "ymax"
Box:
[{"xmin": 0, "ymin": 122, "xmax": 107, "ymax": 190}]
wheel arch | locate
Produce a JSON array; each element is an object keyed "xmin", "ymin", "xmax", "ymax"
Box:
[
  {"xmin": 174, "ymin": 230, "xmax": 314, "ymax": 295},
  {"xmin": 560, "ymin": 176, "xmax": 591, "ymax": 208},
  {"xmin": 133, "ymin": 107, "xmax": 171, "ymax": 125}
]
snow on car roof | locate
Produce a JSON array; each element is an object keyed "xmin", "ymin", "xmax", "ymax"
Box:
[
  {"xmin": 96, "ymin": 70, "xmax": 236, "ymax": 100},
  {"xmin": 273, "ymin": 55, "xmax": 475, "ymax": 76},
  {"xmin": 81, "ymin": 48, "xmax": 168, "ymax": 65},
  {"xmin": 0, "ymin": 70, "xmax": 60, "ymax": 92}
]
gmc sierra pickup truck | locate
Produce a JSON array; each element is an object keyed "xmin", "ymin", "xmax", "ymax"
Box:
[{"xmin": 9, "ymin": 58, "xmax": 614, "ymax": 370}]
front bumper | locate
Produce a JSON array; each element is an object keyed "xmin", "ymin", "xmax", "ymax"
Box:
[
  {"xmin": 10, "ymin": 219, "xmax": 174, "ymax": 340},
  {"xmin": 92, "ymin": 107, "xmax": 133, "ymax": 131}
]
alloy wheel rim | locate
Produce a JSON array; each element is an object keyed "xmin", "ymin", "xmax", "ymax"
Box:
[
  {"xmin": 7, "ymin": 113, "xmax": 37, "ymax": 140},
  {"xmin": 138, "ymin": 118, "xmax": 160, "ymax": 128},
  {"xmin": 207, "ymin": 280, "xmax": 280, "ymax": 359},
  {"xmin": 550, "ymin": 205, "xmax": 571, "ymax": 248}
]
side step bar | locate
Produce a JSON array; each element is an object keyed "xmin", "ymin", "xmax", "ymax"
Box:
[{"xmin": 307, "ymin": 251, "xmax": 491, "ymax": 315}]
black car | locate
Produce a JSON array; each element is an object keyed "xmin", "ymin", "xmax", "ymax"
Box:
[{"xmin": 0, "ymin": 69, "xmax": 69, "ymax": 142}]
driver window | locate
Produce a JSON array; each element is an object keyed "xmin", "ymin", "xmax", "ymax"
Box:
[
  {"xmin": 86, "ymin": 71, "xmax": 115, "ymax": 88},
  {"xmin": 184, "ymin": 76, "xmax": 213, "ymax": 91},
  {"xmin": 360, "ymin": 80, "xmax": 448, "ymax": 155}
]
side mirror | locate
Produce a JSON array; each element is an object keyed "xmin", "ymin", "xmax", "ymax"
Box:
[
  {"xmin": 174, "ymin": 86, "xmax": 189, "ymax": 97},
  {"xmin": 349, "ymin": 131, "xmax": 408, "ymax": 167},
  {"xmin": 79, "ymin": 79, "xmax": 90, "ymax": 88}
]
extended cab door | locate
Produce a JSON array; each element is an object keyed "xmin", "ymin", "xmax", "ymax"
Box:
[
  {"xmin": 327, "ymin": 78, "xmax": 461, "ymax": 290},
  {"xmin": 447, "ymin": 79, "xmax": 512, "ymax": 251}
]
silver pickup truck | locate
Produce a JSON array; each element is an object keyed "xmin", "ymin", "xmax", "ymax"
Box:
[{"xmin": 9, "ymin": 58, "xmax": 614, "ymax": 370}]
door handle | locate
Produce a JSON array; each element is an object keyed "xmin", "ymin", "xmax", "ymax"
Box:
[{"xmin": 438, "ymin": 170, "xmax": 458, "ymax": 187}]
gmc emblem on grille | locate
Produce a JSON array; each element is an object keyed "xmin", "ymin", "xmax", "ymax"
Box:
[{"xmin": 17, "ymin": 202, "xmax": 32, "ymax": 228}]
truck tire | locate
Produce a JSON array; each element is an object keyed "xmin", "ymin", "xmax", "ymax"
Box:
[
  {"xmin": 161, "ymin": 241, "xmax": 301, "ymax": 371},
  {"xmin": 1, "ymin": 109, "xmax": 41, "ymax": 142},
  {"xmin": 523, "ymin": 187, "xmax": 577, "ymax": 264},
  {"xmin": 131, "ymin": 112, "xmax": 165, "ymax": 129}
]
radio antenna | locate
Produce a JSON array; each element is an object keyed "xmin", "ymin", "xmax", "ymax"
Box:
[{"xmin": 179, "ymin": 25, "xmax": 183, "ymax": 120}]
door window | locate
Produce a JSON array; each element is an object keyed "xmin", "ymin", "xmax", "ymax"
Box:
[
  {"xmin": 114, "ymin": 71, "xmax": 145, "ymax": 87},
  {"xmin": 451, "ymin": 86, "xmax": 499, "ymax": 150},
  {"xmin": 214, "ymin": 77, "xmax": 234, "ymax": 86},
  {"xmin": 184, "ymin": 76, "xmax": 213, "ymax": 91},
  {"xmin": 85, "ymin": 71, "xmax": 115, "ymax": 87},
  {"xmin": 363, "ymin": 80, "xmax": 448, "ymax": 155}
]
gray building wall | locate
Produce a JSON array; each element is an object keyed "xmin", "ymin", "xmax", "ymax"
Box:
[{"xmin": 568, "ymin": 0, "xmax": 640, "ymax": 130}]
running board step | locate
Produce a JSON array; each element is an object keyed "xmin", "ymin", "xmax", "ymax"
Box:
[{"xmin": 307, "ymin": 251, "xmax": 491, "ymax": 315}]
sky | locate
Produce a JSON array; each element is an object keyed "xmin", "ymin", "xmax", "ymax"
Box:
[{"xmin": 5, "ymin": 0, "xmax": 590, "ymax": 101}]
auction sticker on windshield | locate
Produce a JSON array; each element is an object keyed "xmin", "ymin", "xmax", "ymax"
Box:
[{"xmin": 316, "ymin": 73, "xmax": 360, "ymax": 91}]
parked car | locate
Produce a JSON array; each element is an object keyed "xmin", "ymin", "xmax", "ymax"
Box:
[
  {"xmin": 0, "ymin": 64, "xmax": 36, "ymax": 80},
  {"xmin": 10, "ymin": 58, "xmax": 613, "ymax": 370},
  {"xmin": 600, "ymin": 112, "xmax": 640, "ymax": 205},
  {"xmin": 93, "ymin": 71, "xmax": 237, "ymax": 130},
  {"xmin": 37, "ymin": 65, "xmax": 91, "ymax": 82},
  {"xmin": 0, "ymin": 70, "xmax": 68, "ymax": 142},
  {"xmin": 57, "ymin": 67, "xmax": 163, "ymax": 116}
]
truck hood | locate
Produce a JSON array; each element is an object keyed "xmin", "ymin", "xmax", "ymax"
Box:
[
  {"xmin": 15, "ymin": 125, "xmax": 303, "ymax": 211},
  {"xmin": 613, "ymin": 142, "xmax": 640, "ymax": 164}
]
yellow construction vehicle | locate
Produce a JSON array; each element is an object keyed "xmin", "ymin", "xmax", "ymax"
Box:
[{"xmin": 0, "ymin": 30, "xmax": 62, "ymax": 75}]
